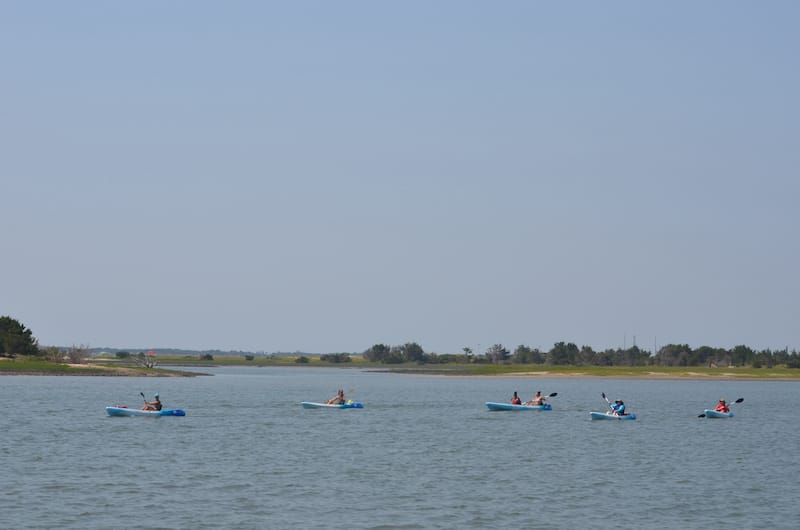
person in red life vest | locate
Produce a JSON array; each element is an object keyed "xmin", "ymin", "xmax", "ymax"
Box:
[
  {"xmin": 511, "ymin": 391, "xmax": 522, "ymax": 405},
  {"xmin": 714, "ymin": 399, "xmax": 730, "ymax": 413}
]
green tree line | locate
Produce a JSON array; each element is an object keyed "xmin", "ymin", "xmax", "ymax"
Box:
[
  {"xmin": 363, "ymin": 341, "xmax": 800, "ymax": 368},
  {"xmin": 3, "ymin": 315, "xmax": 797, "ymax": 368}
]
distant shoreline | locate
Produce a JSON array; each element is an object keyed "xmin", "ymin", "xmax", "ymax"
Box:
[{"xmin": 2, "ymin": 359, "xmax": 798, "ymax": 381}]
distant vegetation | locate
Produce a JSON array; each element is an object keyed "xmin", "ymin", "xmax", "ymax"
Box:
[
  {"xmin": 2, "ymin": 315, "xmax": 798, "ymax": 369},
  {"xmin": 362, "ymin": 341, "xmax": 800, "ymax": 369},
  {"xmin": 320, "ymin": 353, "xmax": 352, "ymax": 363}
]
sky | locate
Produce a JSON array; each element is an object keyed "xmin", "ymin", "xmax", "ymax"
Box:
[{"xmin": 2, "ymin": 1, "xmax": 798, "ymax": 354}]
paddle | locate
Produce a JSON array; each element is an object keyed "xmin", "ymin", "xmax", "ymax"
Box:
[
  {"xmin": 140, "ymin": 392, "xmax": 147, "ymax": 403},
  {"xmin": 698, "ymin": 397, "xmax": 744, "ymax": 418}
]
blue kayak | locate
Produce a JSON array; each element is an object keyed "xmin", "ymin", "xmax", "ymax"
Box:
[
  {"xmin": 486, "ymin": 402, "xmax": 552, "ymax": 411},
  {"xmin": 703, "ymin": 409, "xmax": 734, "ymax": 418},
  {"xmin": 590, "ymin": 411, "xmax": 636, "ymax": 420},
  {"xmin": 301, "ymin": 401, "xmax": 364, "ymax": 409},
  {"xmin": 106, "ymin": 406, "xmax": 186, "ymax": 417}
]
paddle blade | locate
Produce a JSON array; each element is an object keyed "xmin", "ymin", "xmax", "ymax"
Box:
[
  {"xmin": 735, "ymin": 398, "xmax": 744, "ymax": 403},
  {"xmin": 549, "ymin": 392, "xmax": 558, "ymax": 397},
  {"xmin": 601, "ymin": 392, "xmax": 606, "ymax": 399},
  {"xmin": 698, "ymin": 414, "xmax": 706, "ymax": 418}
]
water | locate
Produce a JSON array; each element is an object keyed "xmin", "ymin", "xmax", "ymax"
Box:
[{"xmin": 2, "ymin": 367, "xmax": 799, "ymax": 529}]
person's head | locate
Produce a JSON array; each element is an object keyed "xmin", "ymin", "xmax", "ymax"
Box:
[
  {"xmin": 719, "ymin": 398, "xmax": 726, "ymax": 404},
  {"xmin": 616, "ymin": 400, "xmax": 623, "ymax": 404},
  {"xmin": 513, "ymin": 391, "xmax": 518, "ymax": 396},
  {"xmin": 536, "ymin": 391, "xmax": 541, "ymax": 396},
  {"xmin": 154, "ymin": 393, "xmax": 160, "ymax": 400}
]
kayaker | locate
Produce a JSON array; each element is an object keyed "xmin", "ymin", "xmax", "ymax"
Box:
[
  {"xmin": 610, "ymin": 399, "xmax": 626, "ymax": 415},
  {"xmin": 525, "ymin": 391, "xmax": 546, "ymax": 406},
  {"xmin": 142, "ymin": 393, "xmax": 162, "ymax": 411},
  {"xmin": 326, "ymin": 389, "xmax": 346, "ymax": 405},
  {"xmin": 714, "ymin": 399, "xmax": 730, "ymax": 413},
  {"xmin": 511, "ymin": 392, "xmax": 522, "ymax": 405}
]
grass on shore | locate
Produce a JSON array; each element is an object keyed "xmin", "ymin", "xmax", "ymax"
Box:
[
  {"xmin": 0, "ymin": 357, "xmax": 197, "ymax": 376},
  {"xmin": 385, "ymin": 363, "xmax": 800, "ymax": 379},
  {"xmin": 0, "ymin": 358, "xmax": 117, "ymax": 375}
]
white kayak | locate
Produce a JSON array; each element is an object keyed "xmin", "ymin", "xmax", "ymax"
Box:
[
  {"xmin": 301, "ymin": 401, "xmax": 364, "ymax": 409},
  {"xmin": 590, "ymin": 411, "xmax": 636, "ymax": 420},
  {"xmin": 106, "ymin": 406, "xmax": 186, "ymax": 417},
  {"xmin": 702, "ymin": 409, "xmax": 734, "ymax": 418},
  {"xmin": 486, "ymin": 402, "xmax": 552, "ymax": 411}
]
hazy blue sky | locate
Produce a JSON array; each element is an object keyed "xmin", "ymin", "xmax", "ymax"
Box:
[{"xmin": 3, "ymin": 2, "xmax": 798, "ymax": 354}]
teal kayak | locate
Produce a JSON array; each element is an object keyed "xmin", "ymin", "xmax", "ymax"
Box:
[
  {"xmin": 486, "ymin": 402, "xmax": 552, "ymax": 411},
  {"xmin": 590, "ymin": 411, "xmax": 636, "ymax": 420},
  {"xmin": 301, "ymin": 401, "xmax": 364, "ymax": 409},
  {"xmin": 106, "ymin": 406, "xmax": 185, "ymax": 417},
  {"xmin": 703, "ymin": 409, "xmax": 734, "ymax": 418}
]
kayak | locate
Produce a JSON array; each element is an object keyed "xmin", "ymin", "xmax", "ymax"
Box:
[
  {"xmin": 590, "ymin": 411, "xmax": 636, "ymax": 420},
  {"xmin": 703, "ymin": 409, "xmax": 734, "ymax": 418},
  {"xmin": 301, "ymin": 401, "xmax": 364, "ymax": 409},
  {"xmin": 106, "ymin": 406, "xmax": 186, "ymax": 417},
  {"xmin": 486, "ymin": 402, "xmax": 552, "ymax": 411}
]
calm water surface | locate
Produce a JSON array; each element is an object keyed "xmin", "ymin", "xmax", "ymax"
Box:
[{"xmin": 2, "ymin": 367, "xmax": 799, "ymax": 529}]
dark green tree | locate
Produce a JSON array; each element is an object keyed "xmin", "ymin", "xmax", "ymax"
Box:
[
  {"xmin": 384, "ymin": 346, "xmax": 406, "ymax": 364},
  {"xmin": 512, "ymin": 345, "xmax": 544, "ymax": 364},
  {"xmin": 577, "ymin": 345, "xmax": 596, "ymax": 365},
  {"xmin": 547, "ymin": 342, "xmax": 578, "ymax": 365},
  {"xmin": 363, "ymin": 343, "xmax": 391, "ymax": 362},
  {"xmin": 654, "ymin": 344, "xmax": 691, "ymax": 366},
  {"xmin": 485, "ymin": 344, "xmax": 510, "ymax": 364},
  {"xmin": 729, "ymin": 345, "xmax": 755, "ymax": 366},
  {"xmin": 0, "ymin": 316, "xmax": 40, "ymax": 356},
  {"xmin": 398, "ymin": 342, "xmax": 425, "ymax": 362}
]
